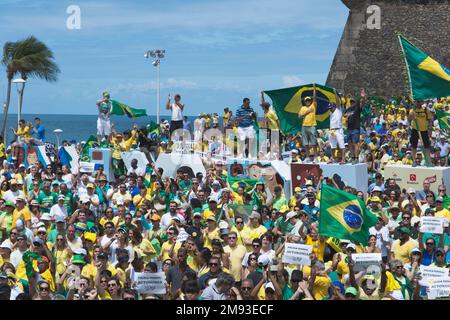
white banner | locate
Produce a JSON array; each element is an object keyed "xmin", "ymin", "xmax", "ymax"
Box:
[
  {"xmin": 282, "ymin": 243, "xmax": 312, "ymax": 266},
  {"xmin": 79, "ymin": 161, "xmax": 95, "ymax": 173},
  {"xmin": 428, "ymin": 277, "xmax": 450, "ymax": 300},
  {"xmin": 351, "ymin": 253, "xmax": 382, "ymax": 272},
  {"xmin": 420, "ymin": 216, "xmax": 444, "ymax": 234},
  {"xmin": 419, "ymin": 265, "xmax": 449, "ymax": 287},
  {"xmin": 135, "ymin": 272, "xmax": 166, "ymax": 295}
]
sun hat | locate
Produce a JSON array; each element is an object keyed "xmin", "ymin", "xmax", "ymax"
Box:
[{"xmin": 285, "ymin": 211, "xmax": 298, "ymax": 222}]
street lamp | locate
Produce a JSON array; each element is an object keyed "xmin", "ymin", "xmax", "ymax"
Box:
[
  {"xmin": 53, "ymin": 129, "xmax": 63, "ymax": 149},
  {"xmin": 12, "ymin": 78, "xmax": 26, "ymax": 124},
  {"xmin": 145, "ymin": 49, "xmax": 165, "ymax": 124}
]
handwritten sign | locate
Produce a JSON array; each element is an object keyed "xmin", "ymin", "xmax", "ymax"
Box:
[
  {"xmin": 419, "ymin": 265, "xmax": 449, "ymax": 287},
  {"xmin": 351, "ymin": 253, "xmax": 382, "ymax": 272},
  {"xmin": 282, "ymin": 243, "xmax": 312, "ymax": 265},
  {"xmin": 420, "ymin": 217, "xmax": 444, "ymax": 234},
  {"xmin": 135, "ymin": 272, "xmax": 166, "ymax": 295},
  {"xmin": 428, "ymin": 277, "xmax": 450, "ymax": 300},
  {"xmin": 176, "ymin": 230, "xmax": 189, "ymax": 243}
]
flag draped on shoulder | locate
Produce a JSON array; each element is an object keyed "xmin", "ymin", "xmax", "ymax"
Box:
[
  {"xmin": 263, "ymin": 83, "xmax": 339, "ymax": 134},
  {"xmin": 398, "ymin": 35, "xmax": 450, "ymax": 100},
  {"xmin": 436, "ymin": 108, "xmax": 450, "ymax": 131},
  {"xmin": 318, "ymin": 184, "xmax": 377, "ymax": 246},
  {"xmin": 111, "ymin": 100, "xmax": 147, "ymax": 118}
]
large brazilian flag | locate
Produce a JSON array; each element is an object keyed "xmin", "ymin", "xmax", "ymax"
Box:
[
  {"xmin": 264, "ymin": 83, "xmax": 339, "ymax": 134},
  {"xmin": 398, "ymin": 35, "xmax": 450, "ymax": 100},
  {"xmin": 319, "ymin": 184, "xmax": 377, "ymax": 246},
  {"xmin": 111, "ymin": 100, "xmax": 147, "ymax": 118}
]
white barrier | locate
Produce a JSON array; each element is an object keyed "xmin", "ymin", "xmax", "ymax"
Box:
[
  {"xmin": 155, "ymin": 153, "xmax": 206, "ymax": 179},
  {"xmin": 384, "ymin": 165, "xmax": 450, "ymax": 195}
]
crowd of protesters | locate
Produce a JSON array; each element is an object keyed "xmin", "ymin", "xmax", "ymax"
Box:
[{"xmin": 0, "ymin": 90, "xmax": 448, "ymax": 300}]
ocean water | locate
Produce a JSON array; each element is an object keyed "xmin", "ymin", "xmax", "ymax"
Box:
[{"xmin": 1, "ymin": 113, "xmax": 199, "ymax": 145}]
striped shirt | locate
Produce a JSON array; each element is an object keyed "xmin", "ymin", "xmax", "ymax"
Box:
[{"xmin": 236, "ymin": 106, "xmax": 255, "ymax": 128}]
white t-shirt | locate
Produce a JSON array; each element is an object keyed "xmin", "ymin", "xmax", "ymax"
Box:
[
  {"xmin": 50, "ymin": 204, "xmax": 68, "ymax": 220},
  {"xmin": 160, "ymin": 212, "xmax": 185, "ymax": 228},
  {"xmin": 369, "ymin": 226, "xmax": 391, "ymax": 257},
  {"xmin": 171, "ymin": 103, "xmax": 183, "ymax": 121},
  {"xmin": 3, "ymin": 190, "xmax": 25, "ymax": 203},
  {"xmin": 330, "ymin": 107, "xmax": 343, "ymax": 129}
]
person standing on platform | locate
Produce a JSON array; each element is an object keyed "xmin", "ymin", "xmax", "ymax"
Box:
[
  {"xmin": 409, "ymin": 101, "xmax": 433, "ymax": 167},
  {"xmin": 235, "ymin": 98, "xmax": 257, "ymax": 159},
  {"xmin": 298, "ymin": 85, "xmax": 317, "ymax": 159},
  {"xmin": 166, "ymin": 94, "xmax": 184, "ymax": 135},
  {"xmin": 96, "ymin": 91, "xmax": 112, "ymax": 144}
]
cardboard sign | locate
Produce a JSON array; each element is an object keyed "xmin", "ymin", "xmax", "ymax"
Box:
[
  {"xmin": 419, "ymin": 265, "xmax": 449, "ymax": 287},
  {"xmin": 135, "ymin": 272, "xmax": 166, "ymax": 295},
  {"xmin": 176, "ymin": 230, "xmax": 189, "ymax": 243},
  {"xmin": 351, "ymin": 253, "xmax": 382, "ymax": 272},
  {"xmin": 420, "ymin": 217, "xmax": 444, "ymax": 234},
  {"xmin": 428, "ymin": 277, "xmax": 450, "ymax": 300},
  {"xmin": 282, "ymin": 243, "xmax": 312, "ymax": 265}
]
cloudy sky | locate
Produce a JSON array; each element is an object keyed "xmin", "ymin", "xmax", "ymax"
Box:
[{"xmin": 0, "ymin": 0, "xmax": 348, "ymax": 116}]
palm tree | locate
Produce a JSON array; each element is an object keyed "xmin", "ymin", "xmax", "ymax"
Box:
[{"xmin": 1, "ymin": 36, "xmax": 60, "ymax": 143}]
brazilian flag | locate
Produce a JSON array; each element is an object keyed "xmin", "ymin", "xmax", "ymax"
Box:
[
  {"xmin": 398, "ymin": 35, "xmax": 450, "ymax": 100},
  {"xmin": 319, "ymin": 184, "xmax": 377, "ymax": 246},
  {"xmin": 228, "ymin": 204, "xmax": 255, "ymax": 223},
  {"xmin": 111, "ymin": 100, "xmax": 147, "ymax": 118},
  {"xmin": 436, "ymin": 109, "xmax": 450, "ymax": 131},
  {"xmin": 264, "ymin": 83, "xmax": 340, "ymax": 134},
  {"xmin": 228, "ymin": 177, "xmax": 260, "ymax": 193}
]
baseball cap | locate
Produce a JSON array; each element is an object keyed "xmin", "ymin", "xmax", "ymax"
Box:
[
  {"xmin": 73, "ymin": 248, "xmax": 87, "ymax": 256},
  {"xmin": 305, "ymin": 180, "xmax": 313, "ymax": 186},
  {"xmin": 212, "ymin": 180, "xmax": 220, "ymax": 185},
  {"xmin": 0, "ymin": 241, "xmax": 12, "ymax": 251},
  {"xmin": 369, "ymin": 196, "xmax": 381, "ymax": 203},
  {"xmin": 206, "ymin": 215, "xmax": 216, "ymax": 221},
  {"xmin": 436, "ymin": 196, "xmax": 444, "ymax": 203},
  {"xmin": 4, "ymin": 201, "xmax": 15, "ymax": 208},
  {"xmin": 40, "ymin": 213, "xmax": 52, "ymax": 221},
  {"xmin": 97, "ymin": 252, "xmax": 108, "ymax": 260},
  {"xmin": 150, "ymin": 214, "xmax": 161, "ymax": 221},
  {"xmin": 249, "ymin": 211, "xmax": 261, "ymax": 220},
  {"xmin": 424, "ymin": 208, "xmax": 436, "ymax": 215},
  {"xmin": 218, "ymin": 221, "xmax": 229, "ymax": 229},
  {"xmin": 304, "ymin": 96, "xmax": 312, "ymax": 101},
  {"xmin": 340, "ymin": 239, "xmax": 351, "ymax": 244},
  {"xmin": 208, "ymin": 197, "xmax": 217, "ymax": 203},
  {"xmin": 346, "ymin": 243, "xmax": 356, "ymax": 251},
  {"xmin": 372, "ymin": 186, "xmax": 382, "ymax": 192},
  {"xmin": 58, "ymin": 195, "xmax": 65, "ymax": 201},
  {"xmin": 294, "ymin": 187, "xmax": 301, "ymax": 193},
  {"xmin": 80, "ymin": 196, "xmax": 91, "ymax": 204},
  {"xmin": 37, "ymin": 226, "xmax": 47, "ymax": 234},
  {"xmin": 345, "ymin": 287, "xmax": 358, "ymax": 296},
  {"xmin": 399, "ymin": 226, "xmax": 411, "ymax": 234},
  {"xmin": 411, "ymin": 248, "xmax": 421, "ymax": 255},
  {"xmin": 258, "ymin": 255, "xmax": 270, "ymax": 267},
  {"xmin": 15, "ymin": 196, "xmax": 25, "ymax": 202},
  {"xmin": 72, "ymin": 254, "xmax": 86, "ymax": 265},
  {"xmin": 86, "ymin": 183, "xmax": 95, "ymax": 189},
  {"xmin": 264, "ymin": 282, "xmax": 275, "ymax": 292},
  {"xmin": 220, "ymin": 229, "xmax": 230, "ymax": 237},
  {"xmin": 285, "ymin": 211, "xmax": 298, "ymax": 222},
  {"xmin": 407, "ymin": 188, "xmax": 416, "ymax": 194},
  {"xmin": 30, "ymin": 200, "xmax": 39, "ymax": 206},
  {"xmin": 193, "ymin": 212, "xmax": 202, "ymax": 218}
]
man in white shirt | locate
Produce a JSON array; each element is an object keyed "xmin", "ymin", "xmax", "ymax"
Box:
[
  {"xmin": 369, "ymin": 218, "xmax": 391, "ymax": 261},
  {"xmin": 166, "ymin": 94, "xmax": 184, "ymax": 134},
  {"xmin": 50, "ymin": 195, "xmax": 69, "ymax": 220},
  {"xmin": 128, "ymin": 159, "xmax": 145, "ymax": 177},
  {"xmin": 10, "ymin": 233, "xmax": 28, "ymax": 268},
  {"xmin": 436, "ymin": 136, "xmax": 450, "ymax": 158},
  {"xmin": 327, "ymin": 103, "xmax": 346, "ymax": 164},
  {"xmin": 2, "ymin": 179, "xmax": 25, "ymax": 204},
  {"xmin": 160, "ymin": 201, "xmax": 185, "ymax": 228}
]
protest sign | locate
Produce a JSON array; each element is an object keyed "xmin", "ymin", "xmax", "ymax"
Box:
[
  {"xmin": 135, "ymin": 272, "xmax": 166, "ymax": 294},
  {"xmin": 351, "ymin": 253, "xmax": 382, "ymax": 272},
  {"xmin": 419, "ymin": 265, "xmax": 449, "ymax": 287},
  {"xmin": 282, "ymin": 243, "xmax": 312, "ymax": 265},
  {"xmin": 427, "ymin": 277, "xmax": 450, "ymax": 300},
  {"xmin": 176, "ymin": 230, "xmax": 189, "ymax": 243},
  {"xmin": 420, "ymin": 216, "xmax": 444, "ymax": 234}
]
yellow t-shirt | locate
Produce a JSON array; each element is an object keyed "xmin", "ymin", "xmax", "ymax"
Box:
[
  {"xmin": 312, "ymin": 275, "xmax": 331, "ymax": 300},
  {"xmin": 202, "ymin": 227, "xmax": 220, "ymax": 250},
  {"xmin": 17, "ymin": 126, "xmax": 31, "ymax": 139},
  {"xmin": 265, "ymin": 110, "xmax": 279, "ymax": 130},
  {"xmin": 12, "ymin": 207, "xmax": 32, "ymax": 228},
  {"xmin": 299, "ymin": 102, "xmax": 317, "ymax": 127},
  {"xmin": 40, "ymin": 269, "xmax": 56, "ymax": 292},
  {"xmin": 223, "ymin": 244, "xmax": 247, "ymax": 281},
  {"xmin": 392, "ymin": 239, "xmax": 418, "ymax": 264},
  {"xmin": 305, "ymin": 236, "xmax": 325, "ymax": 262},
  {"xmin": 435, "ymin": 208, "xmax": 450, "ymax": 221},
  {"xmin": 240, "ymin": 225, "xmax": 268, "ymax": 251},
  {"xmin": 410, "ymin": 107, "xmax": 431, "ymax": 132},
  {"xmin": 54, "ymin": 248, "xmax": 71, "ymax": 276},
  {"xmin": 186, "ymin": 251, "xmax": 199, "ymax": 272},
  {"xmin": 160, "ymin": 241, "xmax": 182, "ymax": 261},
  {"xmin": 134, "ymin": 239, "xmax": 156, "ymax": 264}
]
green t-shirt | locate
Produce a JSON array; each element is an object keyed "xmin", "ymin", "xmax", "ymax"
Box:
[
  {"xmin": 48, "ymin": 229, "xmax": 66, "ymax": 244},
  {"xmin": 275, "ymin": 216, "xmax": 294, "ymax": 234},
  {"xmin": 422, "ymin": 233, "xmax": 450, "ymax": 247},
  {"xmin": 282, "ymin": 284, "xmax": 294, "ymax": 300},
  {"xmin": 179, "ymin": 180, "xmax": 192, "ymax": 191},
  {"xmin": 272, "ymin": 196, "xmax": 288, "ymax": 211},
  {"xmin": 38, "ymin": 191, "xmax": 58, "ymax": 213}
]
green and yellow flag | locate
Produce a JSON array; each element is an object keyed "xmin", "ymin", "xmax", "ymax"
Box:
[
  {"xmin": 264, "ymin": 83, "xmax": 339, "ymax": 134},
  {"xmin": 436, "ymin": 108, "xmax": 450, "ymax": 131},
  {"xmin": 319, "ymin": 184, "xmax": 377, "ymax": 246},
  {"xmin": 111, "ymin": 100, "xmax": 147, "ymax": 118},
  {"xmin": 228, "ymin": 177, "xmax": 260, "ymax": 193},
  {"xmin": 398, "ymin": 35, "xmax": 450, "ymax": 100}
]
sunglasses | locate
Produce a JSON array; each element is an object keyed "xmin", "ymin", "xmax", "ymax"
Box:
[
  {"xmin": 236, "ymin": 221, "xmax": 243, "ymax": 225},
  {"xmin": 249, "ymin": 257, "xmax": 257, "ymax": 261},
  {"xmin": 123, "ymin": 297, "xmax": 135, "ymax": 300},
  {"xmin": 100, "ymin": 280, "xmax": 108, "ymax": 283},
  {"xmin": 253, "ymin": 244, "xmax": 260, "ymax": 248},
  {"xmin": 241, "ymin": 287, "xmax": 252, "ymax": 291},
  {"xmin": 38, "ymin": 232, "xmax": 46, "ymax": 235},
  {"xmin": 228, "ymin": 237, "xmax": 236, "ymax": 240},
  {"xmin": 57, "ymin": 239, "xmax": 64, "ymax": 241},
  {"xmin": 437, "ymin": 253, "xmax": 444, "ymax": 257},
  {"xmin": 108, "ymin": 283, "xmax": 117, "ymax": 287},
  {"xmin": 10, "ymin": 232, "xmax": 17, "ymax": 235},
  {"xmin": 209, "ymin": 262, "xmax": 218, "ymax": 266},
  {"xmin": 402, "ymin": 217, "xmax": 411, "ymax": 220},
  {"xmin": 396, "ymin": 266, "xmax": 403, "ymax": 269},
  {"xmin": 40, "ymin": 286, "xmax": 50, "ymax": 291},
  {"xmin": 426, "ymin": 243, "xmax": 435, "ymax": 246}
]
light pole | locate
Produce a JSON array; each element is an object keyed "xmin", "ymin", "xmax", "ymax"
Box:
[
  {"xmin": 13, "ymin": 78, "xmax": 26, "ymax": 124},
  {"xmin": 53, "ymin": 129, "xmax": 63, "ymax": 149},
  {"xmin": 144, "ymin": 49, "xmax": 165, "ymax": 124}
]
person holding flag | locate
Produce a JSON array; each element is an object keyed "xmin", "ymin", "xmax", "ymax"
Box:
[
  {"xmin": 298, "ymin": 85, "xmax": 317, "ymax": 159},
  {"xmin": 96, "ymin": 91, "xmax": 112, "ymax": 144},
  {"xmin": 327, "ymin": 91, "xmax": 346, "ymax": 164},
  {"xmin": 408, "ymin": 100, "xmax": 433, "ymax": 167}
]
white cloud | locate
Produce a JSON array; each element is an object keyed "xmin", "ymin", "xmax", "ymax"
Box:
[
  {"xmin": 282, "ymin": 75, "xmax": 306, "ymax": 87},
  {"xmin": 112, "ymin": 78, "xmax": 198, "ymax": 93}
]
